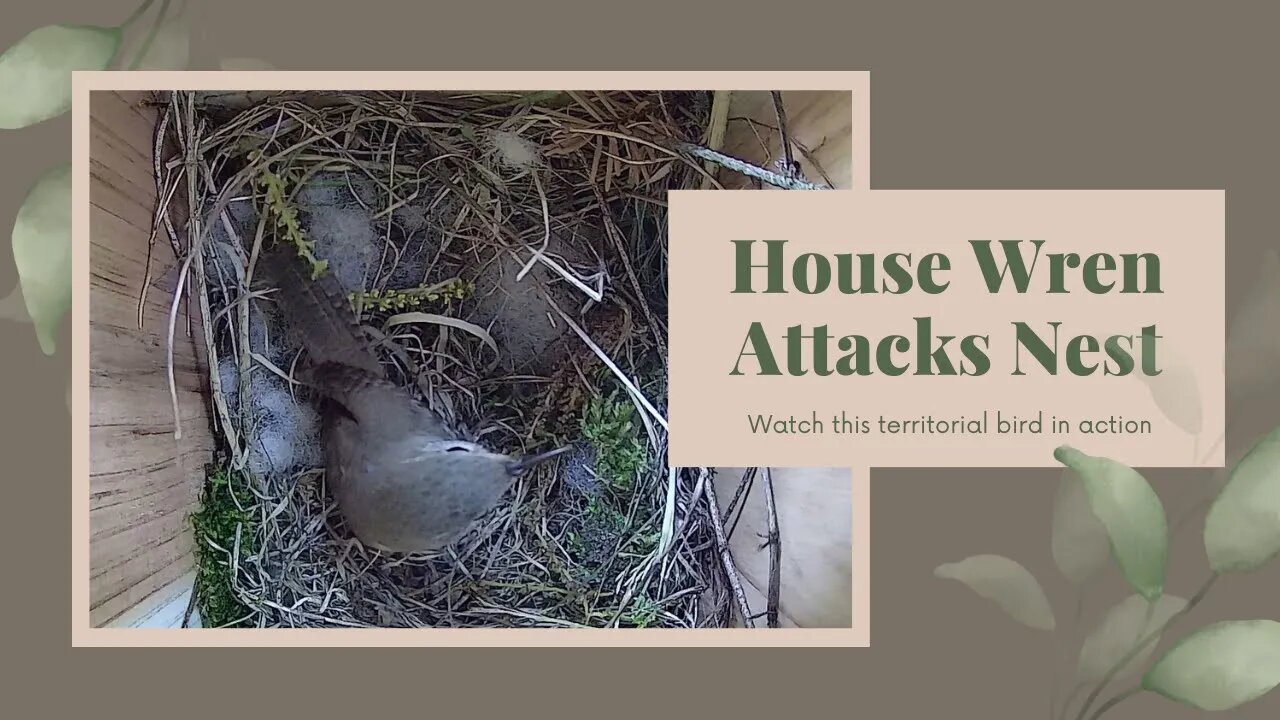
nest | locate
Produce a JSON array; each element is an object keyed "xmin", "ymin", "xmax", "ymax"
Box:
[{"xmin": 150, "ymin": 90, "xmax": 821, "ymax": 628}]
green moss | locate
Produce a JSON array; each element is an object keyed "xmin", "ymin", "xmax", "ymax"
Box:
[
  {"xmin": 190, "ymin": 465, "xmax": 256, "ymax": 628},
  {"xmin": 580, "ymin": 392, "xmax": 646, "ymax": 491},
  {"xmin": 622, "ymin": 595, "xmax": 661, "ymax": 628}
]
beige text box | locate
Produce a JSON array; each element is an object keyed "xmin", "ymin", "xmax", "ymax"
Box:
[{"xmin": 669, "ymin": 189, "xmax": 1225, "ymax": 468}]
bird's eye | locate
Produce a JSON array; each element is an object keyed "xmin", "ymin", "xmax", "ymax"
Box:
[{"xmin": 445, "ymin": 444, "xmax": 471, "ymax": 453}]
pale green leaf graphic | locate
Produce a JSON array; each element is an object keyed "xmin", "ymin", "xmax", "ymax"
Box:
[
  {"xmin": 1077, "ymin": 593, "xmax": 1187, "ymax": 684},
  {"xmin": 1051, "ymin": 468, "xmax": 1110, "ymax": 584},
  {"xmin": 1226, "ymin": 248, "xmax": 1280, "ymax": 396},
  {"xmin": 934, "ymin": 554, "xmax": 1055, "ymax": 631},
  {"xmin": 1143, "ymin": 620, "xmax": 1280, "ymax": 711},
  {"xmin": 1204, "ymin": 425, "xmax": 1280, "ymax": 573},
  {"xmin": 130, "ymin": 15, "xmax": 190, "ymax": 70},
  {"xmin": 1054, "ymin": 446, "xmax": 1168, "ymax": 601},
  {"xmin": 1138, "ymin": 345, "xmax": 1203, "ymax": 436},
  {"xmin": 0, "ymin": 25, "xmax": 122, "ymax": 129},
  {"xmin": 219, "ymin": 58, "xmax": 276, "ymax": 71},
  {"xmin": 11, "ymin": 163, "xmax": 72, "ymax": 355}
]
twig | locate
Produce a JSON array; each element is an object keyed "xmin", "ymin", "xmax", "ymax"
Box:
[
  {"xmin": 761, "ymin": 467, "xmax": 781, "ymax": 628},
  {"xmin": 588, "ymin": 181, "xmax": 666, "ymax": 356},
  {"xmin": 727, "ymin": 115, "xmax": 837, "ymax": 188},
  {"xmin": 153, "ymin": 100, "xmax": 182, "ymax": 257},
  {"xmin": 769, "ymin": 91, "xmax": 798, "ymax": 179},
  {"xmin": 137, "ymin": 170, "xmax": 182, "ymax": 329},
  {"xmin": 180, "ymin": 573, "xmax": 200, "ymax": 628},
  {"xmin": 165, "ymin": 92, "xmax": 201, "ymax": 440},
  {"xmin": 195, "ymin": 255, "xmax": 244, "ymax": 466},
  {"xmin": 700, "ymin": 91, "xmax": 732, "ymax": 189},
  {"xmin": 727, "ymin": 466, "xmax": 752, "ymax": 520},
  {"xmin": 165, "ymin": 251, "xmax": 197, "ymax": 440},
  {"xmin": 703, "ymin": 475, "xmax": 755, "ymax": 627},
  {"xmin": 674, "ymin": 141, "xmax": 827, "ymax": 190}
]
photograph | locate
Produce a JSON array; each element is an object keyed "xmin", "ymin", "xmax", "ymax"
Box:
[{"xmin": 87, "ymin": 85, "xmax": 857, "ymax": 632}]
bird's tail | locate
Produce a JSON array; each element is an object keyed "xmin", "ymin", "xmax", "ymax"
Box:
[{"xmin": 256, "ymin": 245, "xmax": 384, "ymax": 377}]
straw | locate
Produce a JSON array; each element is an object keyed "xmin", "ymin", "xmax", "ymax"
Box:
[{"xmin": 151, "ymin": 89, "xmax": 820, "ymax": 628}]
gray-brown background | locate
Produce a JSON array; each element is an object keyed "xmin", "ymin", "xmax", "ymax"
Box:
[{"xmin": 2, "ymin": 1, "xmax": 1275, "ymax": 717}]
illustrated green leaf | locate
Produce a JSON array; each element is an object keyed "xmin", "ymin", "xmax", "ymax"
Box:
[
  {"xmin": 1142, "ymin": 620, "xmax": 1280, "ymax": 711},
  {"xmin": 1226, "ymin": 248, "xmax": 1280, "ymax": 397},
  {"xmin": 934, "ymin": 554, "xmax": 1055, "ymax": 631},
  {"xmin": 1053, "ymin": 446, "xmax": 1168, "ymax": 601},
  {"xmin": 11, "ymin": 163, "xmax": 72, "ymax": 355},
  {"xmin": 1051, "ymin": 468, "xmax": 1110, "ymax": 584},
  {"xmin": 1204, "ymin": 425, "xmax": 1280, "ymax": 573},
  {"xmin": 219, "ymin": 57, "xmax": 276, "ymax": 71},
  {"xmin": 0, "ymin": 24, "xmax": 122, "ymax": 129},
  {"xmin": 1077, "ymin": 593, "xmax": 1187, "ymax": 683}
]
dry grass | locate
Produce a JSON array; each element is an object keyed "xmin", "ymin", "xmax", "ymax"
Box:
[{"xmin": 146, "ymin": 89, "xmax": 819, "ymax": 628}]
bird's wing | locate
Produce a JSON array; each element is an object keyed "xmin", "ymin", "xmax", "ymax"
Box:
[
  {"xmin": 256, "ymin": 245, "xmax": 384, "ymax": 377},
  {"xmin": 309, "ymin": 362, "xmax": 446, "ymax": 438},
  {"xmin": 259, "ymin": 245, "xmax": 453, "ymax": 439}
]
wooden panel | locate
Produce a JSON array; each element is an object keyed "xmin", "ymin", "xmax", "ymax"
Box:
[{"xmin": 89, "ymin": 90, "xmax": 215, "ymax": 627}]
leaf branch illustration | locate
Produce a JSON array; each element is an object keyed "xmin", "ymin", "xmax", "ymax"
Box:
[
  {"xmin": 1048, "ymin": 468, "xmax": 1108, "ymax": 720},
  {"xmin": 936, "ymin": 426, "xmax": 1280, "ymax": 719},
  {"xmin": 121, "ymin": 0, "xmax": 160, "ymax": 30},
  {"xmin": 0, "ymin": 0, "xmax": 191, "ymax": 358},
  {"xmin": 125, "ymin": 0, "xmax": 174, "ymax": 70},
  {"xmin": 1073, "ymin": 574, "xmax": 1215, "ymax": 720},
  {"xmin": 120, "ymin": 0, "xmax": 193, "ymax": 72}
]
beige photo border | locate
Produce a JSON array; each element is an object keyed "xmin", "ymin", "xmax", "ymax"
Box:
[{"xmin": 72, "ymin": 70, "xmax": 872, "ymax": 647}]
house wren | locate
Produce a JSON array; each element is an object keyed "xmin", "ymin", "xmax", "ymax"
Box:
[{"xmin": 258, "ymin": 247, "xmax": 568, "ymax": 553}]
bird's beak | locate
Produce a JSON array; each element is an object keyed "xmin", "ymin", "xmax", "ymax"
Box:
[{"xmin": 507, "ymin": 445, "xmax": 574, "ymax": 475}]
